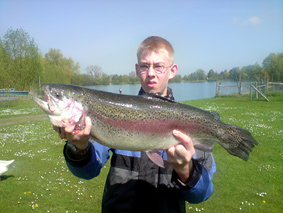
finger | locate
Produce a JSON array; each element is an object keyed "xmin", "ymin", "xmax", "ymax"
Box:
[
  {"xmin": 175, "ymin": 144, "xmax": 192, "ymax": 160},
  {"xmin": 57, "ymin": 127, "xmax": 67, "ymax": 139},
  {"xmin": 71, "ymin": 116, "xmax": 92, "ymax": 135},
  {"xmin": 65, "ymin": 124, "xmax": 76, "ymax": 134},
  {"xmin": 167, "ymin": 146, "xmax": 187, "ymax": 165},
  {"xmin": 83, "ymin": 116, "xmax": 92, "ymax": 135},
  {"xmin": 173, "ymin": 130, "xmax": 191, "ymax": 150}
]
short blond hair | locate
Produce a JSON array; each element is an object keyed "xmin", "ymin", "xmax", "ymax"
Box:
[{"xmin": 137, "ymin": 36, "xmax": 174, "ymax": 64}]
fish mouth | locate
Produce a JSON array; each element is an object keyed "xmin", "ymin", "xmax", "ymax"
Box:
[
  {"xmin": 33, "ymin": 92, "xmax": 58, "ymax": 115},
  {"xmin": 32, "ymin": 96, "xmax": 51, "ymax": 114}
]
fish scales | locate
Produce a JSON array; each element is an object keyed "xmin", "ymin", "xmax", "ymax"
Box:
[
  {"xmin": 33, "ymin": 83, "xmax": 258, "ymax": 161},
  {"xmin": 86, "ymin": 95, "xmax": 221, "ymax": 140}
]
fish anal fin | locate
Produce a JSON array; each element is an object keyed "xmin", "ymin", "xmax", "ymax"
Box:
[
  {"xmin": 146, "ymin": 151, "xmax": 165, "ymax": 168},
  {"xmin": 194, "ymin": 140, "xmax": 214, "ymax": 152}
]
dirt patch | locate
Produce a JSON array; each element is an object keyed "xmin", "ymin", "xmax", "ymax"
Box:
[
  {"xmin": 0, "ymin": 114, "xmax": 48, "ymax": 126},
  {"xmin": 0, "ymin": 97, "xmax": 19, "ymax": 101}
]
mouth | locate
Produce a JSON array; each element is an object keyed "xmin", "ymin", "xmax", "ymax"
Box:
[{"xmin": 147, "ymin": 81, "xmax": 157, "ymax": 88}]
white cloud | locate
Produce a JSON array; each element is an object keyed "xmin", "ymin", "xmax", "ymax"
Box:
[
  {"xmin": 247, "ymin": 16, "xmax": 261, "ymax": 25},
  {"xmin": 233, "ymin": 16, "xmax": 261, "ymax": 26}
]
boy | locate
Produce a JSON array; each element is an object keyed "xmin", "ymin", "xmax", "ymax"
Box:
[{"xmin": 55, "ymin": 36, "xmax": 216, "ymax": 212}]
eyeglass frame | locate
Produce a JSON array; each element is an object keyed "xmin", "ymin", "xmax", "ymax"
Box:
[{"xmin": 137, "ymin": 63, "xmax": 173, "ymax": 74}]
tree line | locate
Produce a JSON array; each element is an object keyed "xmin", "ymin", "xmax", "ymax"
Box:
[{"xmin": 0, "ymin": 28, "xmax": 282, "ymax": 91}]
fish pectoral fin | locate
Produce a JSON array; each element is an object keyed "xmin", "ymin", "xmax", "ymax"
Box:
[
  {"xmin": 146, "ymin": 151, "xmax": 165, "ymax": 168},
  {"xmin": 48, "ymin": 115, "xmax": 66, "ymax": 127},
  {"xmin": 74, "ymin": 107, "xmax": 87, "ymax": 131}
]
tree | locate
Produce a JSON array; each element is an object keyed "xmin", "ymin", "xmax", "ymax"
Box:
[
  {"xmin": 0, "ymin": 39, "xmax": 7, "ymax": 88},
  {"xmin": 86, "ymin": 65, "xmax": 102, "ymax": 78},
  {"xmin": 101, "ymin": 73, "xmax": 110, "ymax": 85},
  {"xmin": 207, "ymin": 69, "xmax": 218, "ymax": 80},
  {"xmin": 229, "ymin": 67, "xmax": 240, "ymax": 81},
  {"xmin": 259, "ymin": 69, "xmax": 269, "ymax": 82},
  {"xmin": 1, "ymin": 28, "xmax": 41, "ymax": 90},
  {"xmin": 69, "ymin": 58, "xmax": 81, "ymax": 85},
  {"xmin": 195, "ymin": 69, "xmax": 206, "ymax": 80},
  {"xmin": 219, "ymin": 70, "xmax": 229, "ymax": 80},
  {"xmin": 183, "ymin": 69, "xmax": 206, "ymax": 81},
  {"xmin": 241, "ymin": 63, "xmax": 262, "ymax": 81},
  {"xmin": 128, "ymin": 71, "xmax": 139, "ymax": 84},
  {"xmin": 262, "ymin": 53, "xmax": 280, "ymax": 82},
  {"xmin": 169, "ymin": 74, "xmax": 182, "ymax": 82},
  {"xmin": 278, "ymin": 53, "xmax": 283, "ymax": 82},
  {"xmin": 43, "ymin": 49, "xmax": 74, "ymax": 84}
]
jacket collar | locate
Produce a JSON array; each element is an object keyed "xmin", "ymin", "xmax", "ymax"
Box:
[{"xmin": 138, "ymin": 87, "xmax": 175, "ymax": 101}]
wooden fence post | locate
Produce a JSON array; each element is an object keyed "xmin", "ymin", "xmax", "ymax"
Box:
[
  {"xmin": 217, "ymin": 82, "xmax": 222, "ymax": 95},
  {"xmin": 256, "ymin": 82, "xmax": 258, "ymax": 99},
  {"xmin": 250, "ymin": 82, "xmax": 252, "ymax": 101},
  {"xmin": 251, "ymin": 85, "xmax": 269, "ymax": 102},
  {"xmin": 215, "ymin": 81, "xmax": 218, "ymax": 96}
]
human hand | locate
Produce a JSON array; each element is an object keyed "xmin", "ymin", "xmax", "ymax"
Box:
[
  {"xmin": 167, "ymin": 130, "xmax": 195, "ymax": 183},
  {"xmin": 53, "ymin": 116, "xmax": 92, "ymax": 150}
]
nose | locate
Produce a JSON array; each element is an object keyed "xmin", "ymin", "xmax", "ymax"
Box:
[{"xmin": 147, "ymin": 65, "xmax": 156, "ymax": 76}]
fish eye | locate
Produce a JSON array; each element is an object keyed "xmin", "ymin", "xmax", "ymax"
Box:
[{"xmin": 52, "ymin": 91, "xmax": 61, "ymax": 98}]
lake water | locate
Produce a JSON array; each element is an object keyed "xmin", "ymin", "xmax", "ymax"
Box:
[{"xmin": 88, "ymin": 81, "xmax": 250, "ymax": 102}]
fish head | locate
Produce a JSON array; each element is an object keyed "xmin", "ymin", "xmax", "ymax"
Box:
[{"xmin": 33, "ymin": 83, "xmax": 85, "ymax": 127}]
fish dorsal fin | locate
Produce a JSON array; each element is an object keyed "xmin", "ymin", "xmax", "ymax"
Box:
[
  {"xmin": 143, "ymin": 92, "xmax": 176, "ymax": 103},
  {"xmin": 209, "ymin": 111, "xmax": 220, "ymax": 120}
]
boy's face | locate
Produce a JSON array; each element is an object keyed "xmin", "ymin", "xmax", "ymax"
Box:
[{"xmin": 135, "ymin": 49, "xmax": 177, "ymax": 96}]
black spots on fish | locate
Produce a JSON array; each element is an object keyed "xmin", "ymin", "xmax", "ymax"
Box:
[
  {"xmin": 112, "ymin": 127, "xmax": 122, "ymax": 135},
  {"xmin": 84, "ymin": 99, "xmax": 89, "ymax": 106},
  {"xmin": 108, "ymin": 110, "xmax": 130, "ymax": 121},
  {"xmin": 220, "ymin": 126, "xmax": 244, "ymax": 149}
]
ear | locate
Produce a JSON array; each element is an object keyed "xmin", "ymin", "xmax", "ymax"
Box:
[
  {"xmin": 168, "ymin": 64, "xmax": 178, "ymax": 80},
  {"xmin": 135, "ymin": 64, "xmax": 141, "ymax": 78}
]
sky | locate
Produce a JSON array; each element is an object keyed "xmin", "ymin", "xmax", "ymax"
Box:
[{"xmin": 0, "ymin": 0, "xmax": 282, "ymax": 76}]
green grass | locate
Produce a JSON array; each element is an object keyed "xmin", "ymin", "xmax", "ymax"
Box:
[
  {"xmin": 183, "ymin": 95, "xmax": 283, "ymax": 212},
  {"xmin": 0, "ymin": 96, "xmax": 44, "ymax": 119},
  {"xmin": 0, "ymin": 95, "xmax": 282, "ymax": 212}
]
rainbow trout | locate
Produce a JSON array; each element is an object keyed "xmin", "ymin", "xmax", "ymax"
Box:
[{"xmin": 33, "ymin": 83, "xmax": 258, "ymax": 167}]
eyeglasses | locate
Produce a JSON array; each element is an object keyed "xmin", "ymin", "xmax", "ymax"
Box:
[{"xmin": 138, "ymin": 64, "xmax": 172, "ymax": 74}]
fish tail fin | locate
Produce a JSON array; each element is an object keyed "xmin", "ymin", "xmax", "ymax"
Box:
[{"xmin": 220, "ymin": 125, "xmax": 258, "ymax": 161}]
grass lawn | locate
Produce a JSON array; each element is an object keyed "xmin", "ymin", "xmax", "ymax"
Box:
[{"xmin": 0, "ymin": 95, "xmax": 282, "ymax": 212}]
